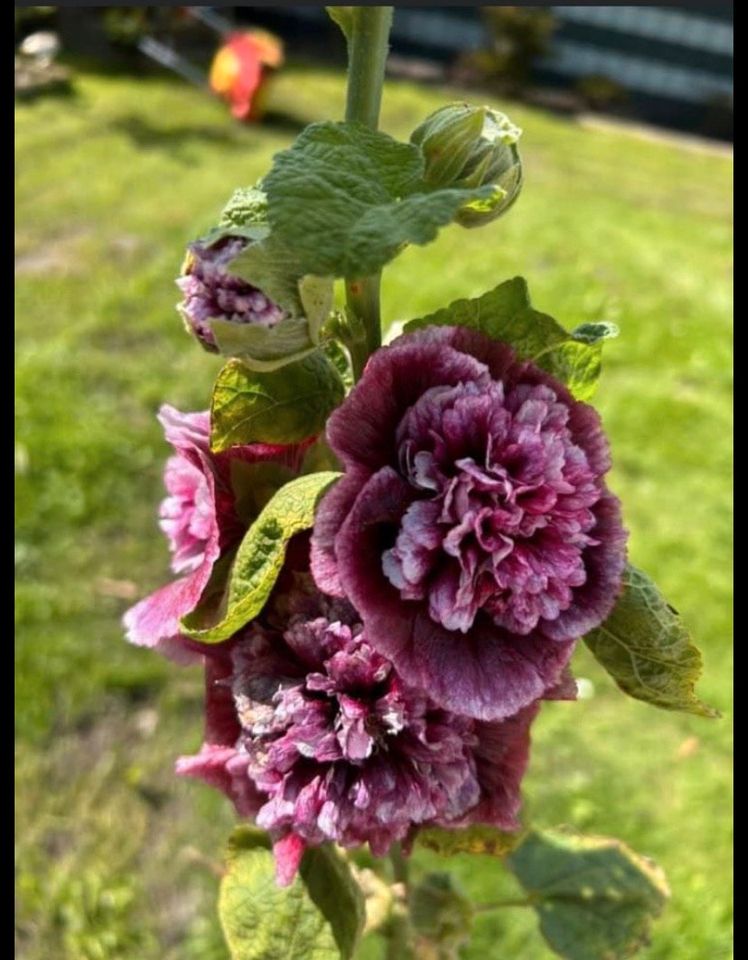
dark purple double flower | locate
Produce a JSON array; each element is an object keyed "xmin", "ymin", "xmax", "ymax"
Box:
[
  {"xmin": 177, "ymin": 577, "xmax": 541, "ymax": 885},
  {"xmin": 128, "ymin": 324, "xmax": 626, "ymax": 885},
  {"xmin": 312, "ymin": 326, "xmax": 627, "ymax": 721}
]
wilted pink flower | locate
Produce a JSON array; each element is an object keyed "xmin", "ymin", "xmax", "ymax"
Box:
[
  {"xmin": 312, "ymin": 326, "xmax": 626, "ymax": 721},
  {"xmin": 177, "ymin": 578, "xmax": 544, "ymax": 886},
  {"xmin": 176, "ymin": 236, "xmax": 286, "ymax": 351},
  {"xmin": 123, "ymin": 405, "xmax": 309, "ymax": 661}
]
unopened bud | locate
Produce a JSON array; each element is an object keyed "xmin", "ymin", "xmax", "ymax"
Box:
[{"xmin": 410, "ymin": 102, "xmax": 523, "ymax": 228}]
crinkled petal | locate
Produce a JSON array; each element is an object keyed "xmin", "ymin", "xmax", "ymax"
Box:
[
  {"xmin": 540, "ymin": 492, "xmax": 627, "ymax": 641},
  {"xmin": 326, "ymin": 329, "xmax": 490, "ymax": 470},
  {"xmin": 334, "ymin": 466, "xmax": 575, "ymax": 719}
]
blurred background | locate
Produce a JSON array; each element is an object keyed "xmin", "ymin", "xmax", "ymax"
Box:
[{"xmin": 15, "ymin": 6, "xmax": 732, "ymax": 959}]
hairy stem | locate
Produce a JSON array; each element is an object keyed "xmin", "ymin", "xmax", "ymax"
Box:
[{"xmin": 343, "ymin": 6, "xmax": 392, "ymax": 377}]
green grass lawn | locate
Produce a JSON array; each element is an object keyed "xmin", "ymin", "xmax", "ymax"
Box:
[{"xmin": 15, "ymin": 59, "xmax": 732, "ymax": 960}]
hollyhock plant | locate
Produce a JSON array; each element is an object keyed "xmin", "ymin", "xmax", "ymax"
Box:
[
  {"xmin": 312, "ymin": 325, "xmax": 627, "ymax": 721},
  {"xmin": 124, "ymin": 7, "xmax": 714, "ymax": 957},
  {"xmin": 177, "ymin": 575, "xmax": 541, "ymax": 886},
  {"xmin": 123, "ymin": 404, "xmax": 308, "ymax": 660}
]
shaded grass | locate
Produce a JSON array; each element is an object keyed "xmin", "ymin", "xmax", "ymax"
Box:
[{"xmin": 16, "ymin": 60, "xmax": 731, "ymax": 959}]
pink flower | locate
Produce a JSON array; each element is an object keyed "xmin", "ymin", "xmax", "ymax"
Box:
[
  {"xmin": 123, "ymin": 405, "xmax": 309, "ymax": 661},
  {"xmin": 312, "ymin": 326, "xmax": 627, "ymax": 721}
]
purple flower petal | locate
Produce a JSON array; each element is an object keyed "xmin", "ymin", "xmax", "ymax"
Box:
[{"xmin": 313, "ymin": 327, "xmax": 627, "ymax": 719}]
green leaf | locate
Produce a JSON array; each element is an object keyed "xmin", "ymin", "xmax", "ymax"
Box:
[
  {"xmin": 570, "ymin": 321, "xmax": 620, "ymax": 345},
  {"xmin": 415, "ymin": 825, "xmax": 520, "ymax": 859},
  {"xmin": 212, "ymin": 269, "xmax": 332, "ymax": 372},
  {"xmin": 326, "ymin": 6, "xmax": 355, "ymax": 44},
  {"xmin": 322, "ymin": 337, "xmax": 354, "ymax": 391},
  {"xmin": 405, "ymin": 277, "xmax": 615, "ymax": 401},
  {"xmin": 583, "ymin": 565, "xmax": 718, "ymax": 718},
  {"xmin": 197, "ymin": 223, "xmax": 271, "ymax": 248},
  {"xmin": 181, "ymin": 471, "xmax": 340, "ymax": 643},
  {"xmin": 219, "ymin": 828, "xmax": 365, "ymax": 960},
  {"xmin": 227, "ymin": 233, "xmax": 306, "ymax": 317},
  {"xmin": 299, "ymin": 274, "xmax": 335, "ymax": 342},
  {"xmin": 210, "ymin": 318, "xmax": 317, "ymax": 372},
  {"xmin": 219, "ymin": 185, "xmax": 270, "ymax": 229},
  {"xmin": 507, "ymin": 828, "xmax": 669, "ymax": 960},
  {"xmin": 263, "ymin": 121, "xmax": 494, "ymax": 278},
  {"xmin": 210, "ymin": 354, "xmax": 345, "ymax": 452}
]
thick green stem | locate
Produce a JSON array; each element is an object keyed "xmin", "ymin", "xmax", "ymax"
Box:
[
  {"xmin": 343, "ymin": 6, "xmax": 392, "ymax": 376},
  {"xmin": 344, "ymin": 7, "xmax": 392, "ymax": 128}
]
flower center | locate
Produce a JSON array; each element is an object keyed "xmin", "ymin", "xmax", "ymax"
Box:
[{"xmin": 382, "ymin": 380, "xmax": 602, "ymax": 634}]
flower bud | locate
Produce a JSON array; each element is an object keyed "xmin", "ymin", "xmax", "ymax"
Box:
[
  {"xmin": 410, "ymin": 102, "xmax": 523, "ymax": 228},
  {"xmin": 176, "ymin": 233, "xmax": 285, "ymax": 353}
]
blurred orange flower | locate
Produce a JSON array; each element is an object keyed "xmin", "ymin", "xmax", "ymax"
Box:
[{"xmin": 209, "ymin": 30, "xmax": 284, "ymax": 121}]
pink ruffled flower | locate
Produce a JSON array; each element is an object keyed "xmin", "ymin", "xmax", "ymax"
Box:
[
  {"xmin": 312, "ymin": 326, "xmax": 627, "ymax": 721},
  {"xmin": 123, "ymin": 405, "xmax": 309, "ymax": 661},
  {"xmin": 177, "ymin": 577, "xmax": 553, "ymax": 886}
]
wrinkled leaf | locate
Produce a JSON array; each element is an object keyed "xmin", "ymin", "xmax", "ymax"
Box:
[
  {"xmin": 181, "ymin": 471, "xmax": 340, "ymax": 643},
  {"xmin": 584, "ymin": 565, "xmax": 718, "ymax": 718},
  {"xmin": 220, "ymin": 185, "xmax": 269, "ymax": 229},
  {"xmin": 507, "ymin": 828, "xmax": 669, "ymax": 960},
  {"xmin": 219, "ymin": 827, "xmax": 365, "ymax": 960},
  {"xmin": 405, "ymin": 277, "xmax": 616, "ymax": 401},
  {"xmin": 263, "ymin": 121, "xmax": 494, "ymax": 278},
  {"xmin": 211, "ymin": 354, "xmax": 345, "ymax": 451},
  {"xmin": 415, "ymin": 825, "xmax": 520, "ymax": 859}
]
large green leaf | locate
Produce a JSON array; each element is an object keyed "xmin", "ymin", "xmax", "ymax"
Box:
[
  {"xmin": 404, "ymin": 277, "xmax": 618, "ymax": 401},
  {"xmin": 210, "ymin": 354, "xmax": 345, "ymax": 452},
  {"xmin": 583, "ymin": 565, "xmax": 718, "ymax": 717},
  {"xmin": 415, "ymin": 825, "xmax": 520, "ymax": 859},
  {"xmin": 181, "ymin": 471, "xmax": 340, "ymax": 643},
  {"xmin": 507, "ymin": 829, "xmax": 669, "ymax": 960},
  {"xmin": 219, "ymin": 828, "xmax": 365, "ymax": 960},
  {"xmin": 263, "ymin": 121, "xmax": 494, "ymax": 279}
]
